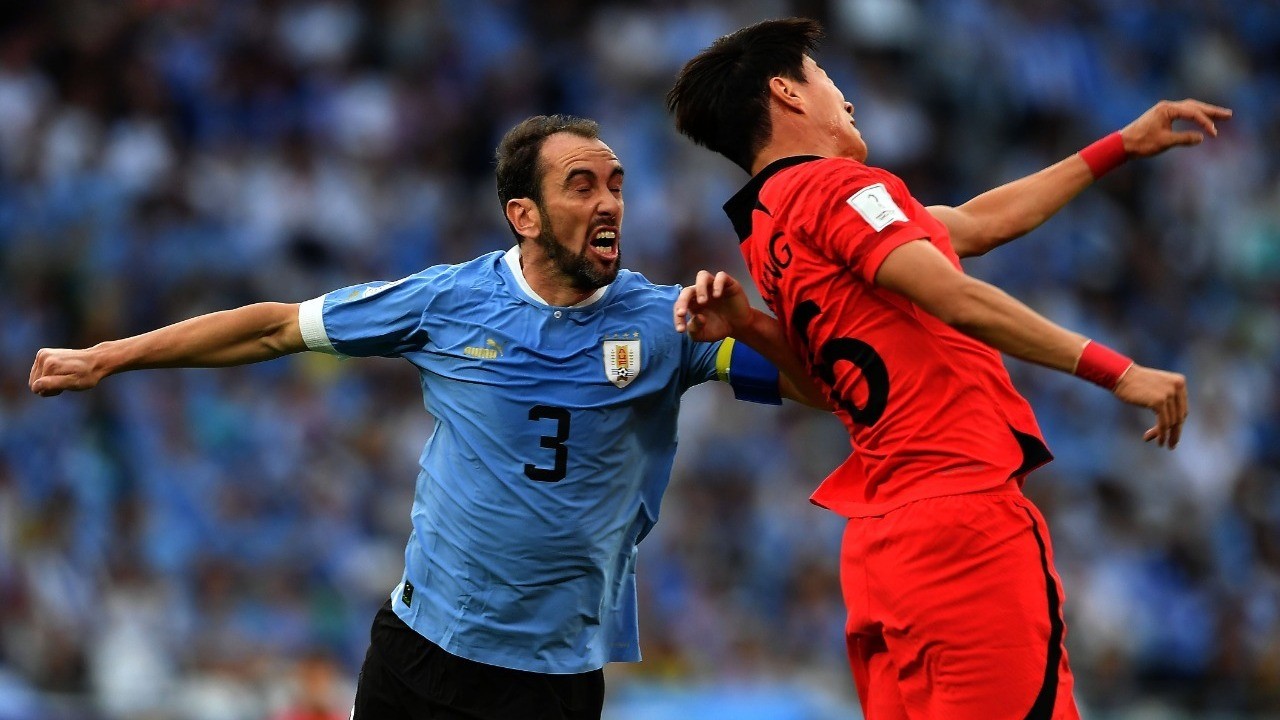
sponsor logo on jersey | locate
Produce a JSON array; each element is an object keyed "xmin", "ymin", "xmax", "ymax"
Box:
[
  {"xmin": 603, "ymin": 332, "xmax": 641, "ymax": 388},
  {"xmin": 464, "ymin": 338, "xmax": 503, "ymax": 359}
]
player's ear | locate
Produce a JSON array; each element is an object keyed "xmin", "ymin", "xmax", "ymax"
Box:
[
  {"xmin": 506, "ymin": 198, "xmax": 541, "ymax": 241},
  {"xmin": 768, "ymin": 75, "xmax": 805, "ymax": 114}
]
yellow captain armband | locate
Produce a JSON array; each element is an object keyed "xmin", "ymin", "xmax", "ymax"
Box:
[
  {"xmin": 715, "ymin": 337, "xmax": 736, "ymax": 383},
  {"xmin": 716, "ymin": 337, "xmax": 782, "ymax": 405}
]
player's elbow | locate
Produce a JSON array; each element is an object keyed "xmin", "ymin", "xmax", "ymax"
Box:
[
  {"xmin": 946, "ymin": 218, "xmax": 996, "ymax": 259},
  {"xmin": 256, "ymin": 303, "xmax": 306, "ymax": 355},
  {"xmin": 951, "ymin": 208, "xmax": 1041, "ymax": 258},
  {"xmin": 952, "ymin": 240, "xmax": 989, "ymax": 259}
]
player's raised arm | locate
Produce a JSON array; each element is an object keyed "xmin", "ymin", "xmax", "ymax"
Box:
[
  {"xmin": 29, "ymin": 302, "xmax": 305, "ymax": 397},
  {"xmin": 931, "ymin": 99, "xmax": 1232, "ymax": 258},
  {"xmin": 675, "ymin": 270, "xmax": 829, "ymax": 409},
  {"xmin": 874, "ymin": 239, "xmax": 1187, "ymax": 448}
]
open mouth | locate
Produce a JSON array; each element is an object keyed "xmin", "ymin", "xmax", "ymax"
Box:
[{"xmin": 588, "ymin": 227, "xmax": 619, "ymax": 261}]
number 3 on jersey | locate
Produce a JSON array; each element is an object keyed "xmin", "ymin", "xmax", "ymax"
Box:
[
  {"xmin": 525, "ymin": 405, "xmax": 570, "ymax": 482},
  {"xmin": 792, "ymin": 300, "xmax": 890, "ymax": 427}
]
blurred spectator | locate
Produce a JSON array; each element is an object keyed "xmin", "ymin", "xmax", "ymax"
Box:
[{"xmin": 267, "ymin": 650, "xmax": 352, "ymax": 720}]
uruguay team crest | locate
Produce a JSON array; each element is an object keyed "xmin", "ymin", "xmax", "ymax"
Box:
[{"xmin": 603, "ymin": 332, "xmax": 641, "ymax": 388}]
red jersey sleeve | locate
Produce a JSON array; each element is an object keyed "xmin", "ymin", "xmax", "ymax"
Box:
[{"xmin": 796, "ymin": 160, "xmax": 932, "ymax": 284}]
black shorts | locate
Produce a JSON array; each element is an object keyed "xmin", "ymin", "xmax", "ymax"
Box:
[{"xmin": 352, "ymin": 600, "xmax": 606, "ymax": 720}]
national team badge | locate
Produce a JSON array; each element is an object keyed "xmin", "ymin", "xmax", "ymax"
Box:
[{"xmin": 603, "ymin": 332, "xmax": 641, "ymax": 389}]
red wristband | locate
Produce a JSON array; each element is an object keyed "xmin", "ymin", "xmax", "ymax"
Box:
[
  {"xmin": 1073, "ymin": 340, "xmax": 1133, "ymax": 390},
  {"xmin": 1079, "ymin": 132, "xmax": 1127, "ymax": 178}
]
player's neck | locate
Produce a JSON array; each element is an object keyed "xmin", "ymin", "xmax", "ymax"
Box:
[
  {"xmin": 750, "ymin": 123, "xmax": 845, "ymax": 175},
  {"xmin": 518, "ymin": 253, "xmax": 594, "ymax": 307}
]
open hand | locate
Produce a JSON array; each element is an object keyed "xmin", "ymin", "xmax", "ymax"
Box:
[
  {"xmin": 1121, "ymin": 99, "xmax": 1232, "ymax": 157},
  {"xmin": 1111, "ymin": 364, "xmax": 1188, "ymax": 449},
  {"xmin": 673, "ymin": 270, "xmax": 752, "ymax": 342}
]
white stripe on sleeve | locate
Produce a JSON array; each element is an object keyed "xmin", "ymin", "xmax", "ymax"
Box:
[{"xmin": 298, "ymin": 297, "xmax": 338, "ymax": 355}]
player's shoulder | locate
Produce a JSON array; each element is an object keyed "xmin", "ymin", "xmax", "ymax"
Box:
[
  {"xmin": 777, "ymin": 159, "xmax": 911, "ymax": 219},
  {"xmin": 349, "ymin": 252, "xmax": 503, "ymax": 310},
  {"xmin": 434, "ymin": 250, "xmax": 505, "ymax": 280},
  {"xmin": 785, "ymin": 157, "xmax": 898, "ymax": 192},
  {"xmin": 601, "ymin": 270, "xmax": 686, "ymax": 327},
  {"xmin": 399, "ymin": 250, "xmax": 504, "ymax": 292},
  {"xmin": 608, "ymin": 268, "xmax": 681, "ymax": 303}
]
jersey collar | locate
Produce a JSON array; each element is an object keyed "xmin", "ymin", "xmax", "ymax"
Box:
[
  {"xmin": 502, "ymin": 245, "xmax": 610, "ymax": 309},
  {"xmin": 723, "ymin": 155, "xmax": 823, "ymax": 243}
]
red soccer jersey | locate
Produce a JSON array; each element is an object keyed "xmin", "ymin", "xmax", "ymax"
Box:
[{"xmin": 724, "ymin": 156, "xmax": 1052, "ymax": 517}]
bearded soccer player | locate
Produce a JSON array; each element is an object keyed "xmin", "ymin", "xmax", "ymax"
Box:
[
  {"xmin": 28, "ymin": 115, "xmax": 821, "ymax": 720},
  {"xmin": 667, "ymin": 18, "xmax": 1231, "ymax": 720}
]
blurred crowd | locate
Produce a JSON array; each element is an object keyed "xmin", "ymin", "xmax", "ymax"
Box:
[{"xmin": 0, "ymin": 0, "xmax": 1278, "ymax": 718}]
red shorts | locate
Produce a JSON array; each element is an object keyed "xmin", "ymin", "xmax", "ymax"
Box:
[{"xmin": 840, "ymin": 482, "xmax": 1079, "ymax": 719}]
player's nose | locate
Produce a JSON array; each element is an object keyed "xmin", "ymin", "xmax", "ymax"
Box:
[{"xmin": 596, "ymin": 191, "xmax": 621, "ymax": 219}]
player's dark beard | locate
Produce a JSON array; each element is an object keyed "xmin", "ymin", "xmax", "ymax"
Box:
[{"xmin": 536, "ymin": 212, "xmax": 619, "ymax": 291}]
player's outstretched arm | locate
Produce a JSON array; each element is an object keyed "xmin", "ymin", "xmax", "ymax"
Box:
[
  {"xmin": 876, "ymin": 240, "xmax": 1187, "ymax": 448},
  {"xmin": 29, "ymin": 302, "xmax": 306, "ymax": 397},
  {"xmin": 674, "ymin": 270, "xmax": 829, "ymax": 409},
  {"xmin": 930, "ymin": 99, "xmax": 1232, "ymax": 258}
]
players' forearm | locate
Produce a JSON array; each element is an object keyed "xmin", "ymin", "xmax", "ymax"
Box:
[
  {"xmin": 734, "ymin": 308, "xmax": 830, "ymax": 408},
  {"xmin": 876, "ymin": 239, "xmax": 1088, "ymax": 373},
  {"xmin": 941, "ymin": 100, "xmax": 1231, "ymax": 259},
  {"xmin": 933, "ymin": 154, "xmax": 1094, "ymax": 258},
  {"xmin": 935, "ymin": 280, "xmax": 1087, "ymax": 373},
  {"xmin": 95, "ymin": 302, "xmax": 305, "ymax": 376}
]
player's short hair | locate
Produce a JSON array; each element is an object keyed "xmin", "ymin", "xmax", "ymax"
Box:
[
  {"xmin": 666, "ymin": 18, "xmax": 822, "ymax": 172},
  {"xmin": 495, "ymin": 115, "xmax": 601, "ymax": 240}
]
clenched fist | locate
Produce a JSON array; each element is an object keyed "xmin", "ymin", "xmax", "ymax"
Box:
[{"xmin": 29, "ymin": 347, "xmax": 106, "ymax": 397}]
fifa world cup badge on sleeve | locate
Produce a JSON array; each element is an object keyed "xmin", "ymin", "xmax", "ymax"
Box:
[
  {"xmin": 847, "ymin": 183, "xmax": 908, "ymax": 232},
  {"xmin": 603, "ymin": 332, "xmax": 641, "ymax": 388}
]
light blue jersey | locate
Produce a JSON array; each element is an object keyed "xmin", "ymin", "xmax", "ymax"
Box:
[{"xmin": 298, "ymin": 247, "xmax": 743, "ymax": 673}]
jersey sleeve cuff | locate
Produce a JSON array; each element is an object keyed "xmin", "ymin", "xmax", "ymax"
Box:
[{"xmin": 298, "ymin": 297, "xmax": 338, "ymax": 355}]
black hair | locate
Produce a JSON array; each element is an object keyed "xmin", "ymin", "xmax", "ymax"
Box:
[{"xmin": 666, "ymin": 18, "xmax": 823, "ymax": 172}]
